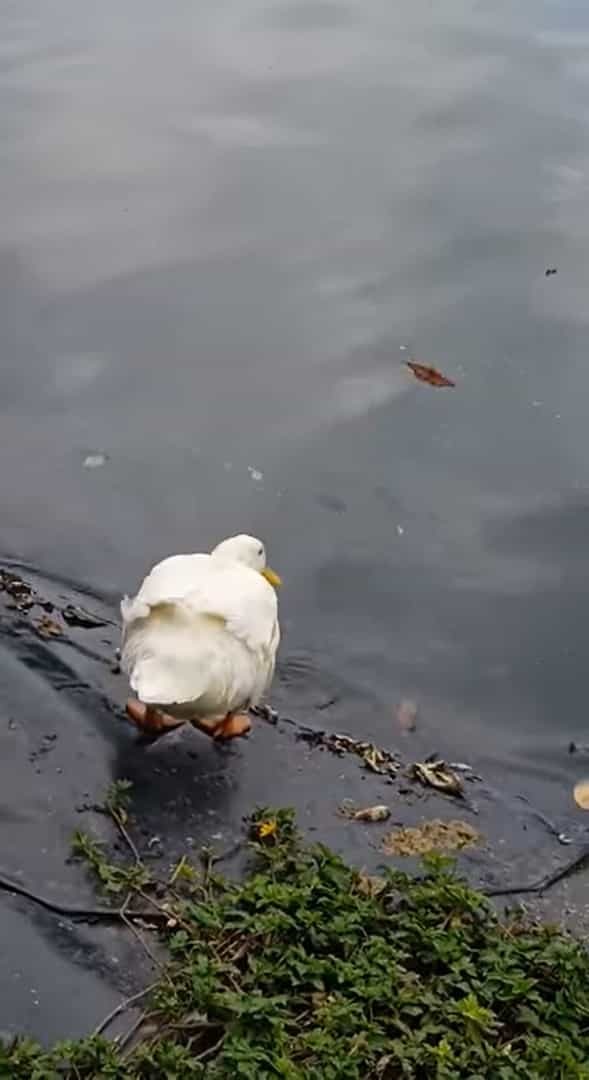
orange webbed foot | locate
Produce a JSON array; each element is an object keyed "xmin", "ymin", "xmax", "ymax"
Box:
[
  {"xmin": 212, "ymin": 712, "xmax": 252, "ymax": 741},
  {"xmin": 126, "ymin": 700, "xmax": 185, "ymax": 736}
]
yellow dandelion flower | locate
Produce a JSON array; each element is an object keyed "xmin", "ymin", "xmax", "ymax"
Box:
[{"xmin": 257, "ymin": 819, "xmax": 277, "ymax": 839}]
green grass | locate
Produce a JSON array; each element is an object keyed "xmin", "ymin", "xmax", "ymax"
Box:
[{"xmin": 2, "ymin": 807, "xmax": 589, "ymax": 1079}]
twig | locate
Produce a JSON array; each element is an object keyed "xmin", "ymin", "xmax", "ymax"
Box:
[
  {"xmin": 514, "ymin": 795, "xmax": 574, "ymax": 845},
  {"xmin": 119, "ymin": 893, "xmax": 165, "ymax": 974},
  {"xmin": 483, "ymin": 845, "xmax": 589, "ymax": 898},
  {"xmin": 117, "ymin": 1010, "xmax": 153, "ymax": 1054},
  {"xmin": 169, "ymin": 854, "xmax": 190, "ymax": 886},
  {"xmin": 137, "ymin": 888, "xmax": 193, "ymax": 934},
  {"xmin": 110, "ymin": 808, "xmax": 141, "ymax": 864},
  {"xmin": 209, "ymin": 839, "xmax": 244, "ymax": 865},
  {"xmin": 0, "ymin": 871, "xmax": 167, "ymax": 923},
  {"xmin": 200, "ymin": 839, "xmax": 244, "ymax": 885},
  {"xmin": 92, "ymin": 983, "xmax": 158, "ymax": 1037},
  {"xmin": 195, "ymin": 1031, "xmax": 226, "ymax": 1063}
]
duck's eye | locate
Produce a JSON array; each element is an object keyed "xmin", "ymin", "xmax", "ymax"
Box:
[{"xmin": 258, "ymin": 546, "xmax": 264, "ymax": 556}]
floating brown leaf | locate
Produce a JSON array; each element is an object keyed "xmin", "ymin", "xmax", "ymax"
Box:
[
  {"xmin": 410, "ymin": 759, "xmax": 464, "ymax": 797},
  {"xmin": 381, "ymin": 818, "xmax": 480, "ymax": 856},
  {"xmin": 406, "ymin": 360, "xmax": 455, "ymax": 388}
]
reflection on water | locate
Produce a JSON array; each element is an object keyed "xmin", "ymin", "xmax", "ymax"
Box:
[{"xmin": 1, "ymin": 0, "xmax": 589, "ymax": 811}]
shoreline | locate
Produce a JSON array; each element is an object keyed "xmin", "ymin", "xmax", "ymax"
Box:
[{"xmin": 1, "ymin": 563, "xmax": 589, "ymax": 1046}]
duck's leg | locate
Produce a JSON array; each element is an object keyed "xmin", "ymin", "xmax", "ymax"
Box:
[
  {"xmin": 126, "ymin": 699, "xmax": 186, "ymax": 736},
  {"xmin": 212, "ymin": 712, "xmax": 252, "ymax": 741}
]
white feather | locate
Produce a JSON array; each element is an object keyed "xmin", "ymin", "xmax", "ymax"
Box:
[{"xmin": 121, "ymin": 536, "xmax": 280, "ymax": 721}]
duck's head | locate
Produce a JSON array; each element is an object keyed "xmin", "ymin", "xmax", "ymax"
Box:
[{"xmin": 211, "ymin": 534, "xmax": 282, "ymax": 588}]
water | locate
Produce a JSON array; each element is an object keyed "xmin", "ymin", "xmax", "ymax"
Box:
[{"xmin": 2, "ymin": 0, "xmax": 589, "ymax": 820}]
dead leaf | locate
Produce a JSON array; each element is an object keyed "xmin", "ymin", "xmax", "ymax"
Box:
[
  {"xmin": 62, "ymin": 604, "xmax": 108, "ymax": 629},
  {"xmin": 340, "ymin": 802, "xmax": 390, "ymax": 822},
  {"xmin": 34, "ymin": 615, "xmax": 64, "ymax": 640},
  {"xmin": 410, "ymin": 759, "xmax": 464, "ymax": 797},
  {"xmin": 354, "ymin": 804, "xmax": 391, "ymax": 822},
  {"xmin": 299, "ymin": 730, "xmax": 400, "ymax": 778},
  {"xmin": 354, "ymin": 870, "xmax": 387, "ymax": 898},
  {"xmin": 363, "ymin": 746, "xmax": 386, "ymax": 773},
  {"xmin": 381, "ymin": 818, "xmax": 480, "ymax": 856},
  {"xmin": 376, "ymin": 1055, "xmax": 395, "ymax": 1079},
  {"xmin": 406, "ymin": 360, "xmax": 455, "ymax": 388},
  {"xmin": 573, "ymin": 780, "xmax": 589, "ymax": 810},
  {"xmin": 0, "ymin": 571, "xmax": 36, "ymax": 611},
  {"xmin": 0, "ymin": 572, "xmax": 32, "ymax": 599},
  {"xmin": 396, "ymin": 699, "xmax": 418, "ymax": 734}
]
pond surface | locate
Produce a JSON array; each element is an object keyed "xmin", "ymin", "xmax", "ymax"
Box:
[{"xmin": 2, "ymin": 1, "xmax": 589, "ymax": 855}]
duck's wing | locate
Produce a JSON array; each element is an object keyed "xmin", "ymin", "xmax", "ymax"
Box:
[
  {"xmin": 121, "ymin": 553, "xmax": 211, "ymax": 627},
  {"xmin": 183, "ymin": 564, "xmax": 279, "ymax": 656},
  {"xmin": 122, "ymin": 555, "xmax": 278, "ymax": 655}
]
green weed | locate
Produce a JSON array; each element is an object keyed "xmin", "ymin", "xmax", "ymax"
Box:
[{"xmin": 2, "ymin": 806, "xmax": 589, "ymax": 1078}]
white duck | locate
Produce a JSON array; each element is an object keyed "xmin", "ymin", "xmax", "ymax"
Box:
[{"xmin": 121, "ymin": 534, "xmax": 281, "ymax": 741}]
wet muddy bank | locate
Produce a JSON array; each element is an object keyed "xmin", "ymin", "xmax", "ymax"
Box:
[{"xmin": 1, "ymin": 564, "xmax": 589, "ymax": 1044}]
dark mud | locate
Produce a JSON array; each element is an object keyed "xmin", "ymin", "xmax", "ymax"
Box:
[{"xmin": 1, "ymin": 564, "xmax": 588, "ymax": 1045}]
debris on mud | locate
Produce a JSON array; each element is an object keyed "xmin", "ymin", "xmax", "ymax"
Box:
[
  {"xmin": 0, "ymin": 565, "xmax": 111, "ymax": 639},
  {"xmin": 0, "ymin": 571, "xmax": 34, "ymax": 610},
  {"xmin": 338, "ymin": 801, "xmax": 391, "ymax": 822},
  {"xmin": 298, "ymin": 730, "xmax": 473, "ymax": 802},
  {"xmin": 381, "ymin": 818, "xmax": 480, "ymax": 856},
  {"xmin": 297, "ymin": 729, "xmax": 401, "ymax": 778},
  {"xmin": 62, "ymin": 604, "xmax": 108, "ymax": 629},
  {"xmin": 250, "ymin": 703, "xmax": 279, "ymax": 725},
  {"xmin": 34, "ymin": 614, "xmax": 64, "ymax": 640},
  {"xmin": 410, "ymin": 758, "xmax": 464, "ymax": 798}
]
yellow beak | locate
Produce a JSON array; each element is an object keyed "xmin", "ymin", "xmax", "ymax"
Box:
[{"xmin": 261, "ymin": 567, "xmax": 282, "ymax": 588}]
